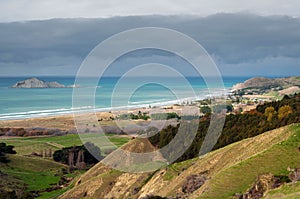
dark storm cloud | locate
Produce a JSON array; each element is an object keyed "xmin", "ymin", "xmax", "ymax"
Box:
[{"xmin": 0, "ymin": 14, "xmax": 300, "ymax": 76}]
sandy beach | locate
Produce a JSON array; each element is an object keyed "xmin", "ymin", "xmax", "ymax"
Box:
[{"xmin": 0, "ymin": 104, "xmax": 185, "ymax": 130}]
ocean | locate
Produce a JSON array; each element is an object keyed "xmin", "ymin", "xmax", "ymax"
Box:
[{"xmin": 0, "ymin": 76, "xmax": 249, "ymax": 120}]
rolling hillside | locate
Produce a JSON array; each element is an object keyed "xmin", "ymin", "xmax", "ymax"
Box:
[
  {"xmin": 0, "ymin": 154, "xmax": 69, "ymax": 199},
  {"xmin": 59, "ymin": 123, "xmax": 300, "ymax": 199}
]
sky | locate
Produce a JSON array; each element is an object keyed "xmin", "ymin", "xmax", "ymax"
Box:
[
  {"xmin": 1, "ymin": 0, "xmax": 300, "ymax": 22},
  {"xmin": 0, "ymin": 1, "xmax": 300, "ymax": 77}
]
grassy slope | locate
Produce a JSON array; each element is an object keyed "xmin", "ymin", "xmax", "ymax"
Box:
[
  {"xmin": 0, "ymin": 154, "xmax": 68, "ymax": 198},
  {"xmin": 138, "ymin": 124, "xmax": 297, "ymax": 198},
  {"xmin": 263, "ymin": 182, "xmax": 300, "ymax": 199},
  {"xmin": 196, "ymin": 123, "xmax": 300, "ymax": 199},
  {"xmin": 58, "ymin": 124, "xmax": 300, "ymax": 199}
]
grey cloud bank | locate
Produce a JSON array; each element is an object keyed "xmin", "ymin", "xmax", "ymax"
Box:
[
  {"xmin": 1, "ymin": 0, "xmax": 300, "ymax": 22},
  {"xmin": 0, "ymin": 14, "xmax": 300, "ymax": 76}
]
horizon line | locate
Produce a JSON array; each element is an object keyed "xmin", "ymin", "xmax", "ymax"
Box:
[{"xmin": 1, "ymin": 12, "xmax": 300, "ymax": 24}]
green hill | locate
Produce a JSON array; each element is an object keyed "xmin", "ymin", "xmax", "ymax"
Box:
[{"xmin": 0, "ymin": 154, "xmax": 69, "ymax": 198}]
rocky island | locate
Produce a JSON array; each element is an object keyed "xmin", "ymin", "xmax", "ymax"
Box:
[{"xmin": 12, "ymin": 77, "xmax": 66, "ymax": 88}]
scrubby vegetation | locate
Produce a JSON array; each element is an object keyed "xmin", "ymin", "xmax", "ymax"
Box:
[
  {"xmin": 117, "ymin": 111, "xmax": 181, "ymax": 121},
  {"xmin": 200, "ymin": 106, "xmax": 211, "ymax": 114},
  {"xmin": 0, "ymin": 127, "xmax": 68, "ymax": 137},
  {"xmin": 149, "ymin": 93, "xmax": 300, "ymax": 162},
  {"xmin": 118, "ymin": 111, "xmax": 150, "ymax": 120},
  {"xmin": 150, "ymin": 112, "xmax": 180, "ymax": 120},
  {"xmin": 0, "ymin": 143, "xmax": 16, "ymax": 163},
  {"xmin": 212, "ymin": 103, "xmax": 233, "ymax": 113}
]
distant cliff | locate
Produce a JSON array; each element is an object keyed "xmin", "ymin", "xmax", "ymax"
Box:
[
  {"xmin": 12, "ymin": 77, "xmax": 66, "ymax": 88},
  {"xmin": 232, "ymin": 76, "xmax": 300, "ymax": 95}
]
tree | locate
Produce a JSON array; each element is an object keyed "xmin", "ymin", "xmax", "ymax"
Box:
[
  {"xmin": 200, "ymin": 106, "xmax": 211, "ymax": 114},
  {"xmin": 264, "ymin": 106, "xmax": 275, "ymax": 122},
  {"xmin": 278, "ymin": 105, "xmax": 293, "ymax": 120},
  {"xmin": 212, "ymin": 104, "xmax": 233, "ymax": 113},
  {"xmin": 226, "ymin": 104, "xmax": 233, "ymax": 112},
  {"xmin": 0, "ymin": 143, "xmax": 16, "ymax": 154},
  {"xmin": 0, "ymin": 152, "xmax": 9, "ymax": 163},
  {"xmin": 0, "ymin": 143, "xmax": 16, "ymax": 163}
]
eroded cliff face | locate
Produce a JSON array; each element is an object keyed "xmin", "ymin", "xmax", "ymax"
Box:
[
  {"xmin": 59, "ymin": 125, "xmax": 295, "ymax": 199},
  {"xmin": 59, "ymin": 138, "xmax": 156, "ymax": 199},
  {"xmin": 12, "ymin": 77, "xmax": 65, "ymax": 88}
]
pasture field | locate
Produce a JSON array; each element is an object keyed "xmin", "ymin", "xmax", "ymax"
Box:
[{"xmin": 1, "ymin": 133, "xmax": 130, "ymax": 155}]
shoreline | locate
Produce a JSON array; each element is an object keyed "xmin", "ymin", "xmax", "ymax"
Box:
[
  {"xmin": 0, "ymin": 94, "xmax": 217, "ymax": 122},
  {"xmin": 0, "ymin": 102, "xmax": 190, "ymax": 130},
  {"xmin": 0, "ymin": 88, "xmax": 233, "ymax": 131}
]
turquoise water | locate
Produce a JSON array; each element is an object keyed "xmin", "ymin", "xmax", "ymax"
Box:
[{"xmin": 0, "ymin": 76, "xmax": 248, "ymax": 120}]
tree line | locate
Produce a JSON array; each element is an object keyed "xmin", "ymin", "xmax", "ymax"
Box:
[{"xmin": 149, "ymin": 93, "xmax": 300, "ymax": 162}]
